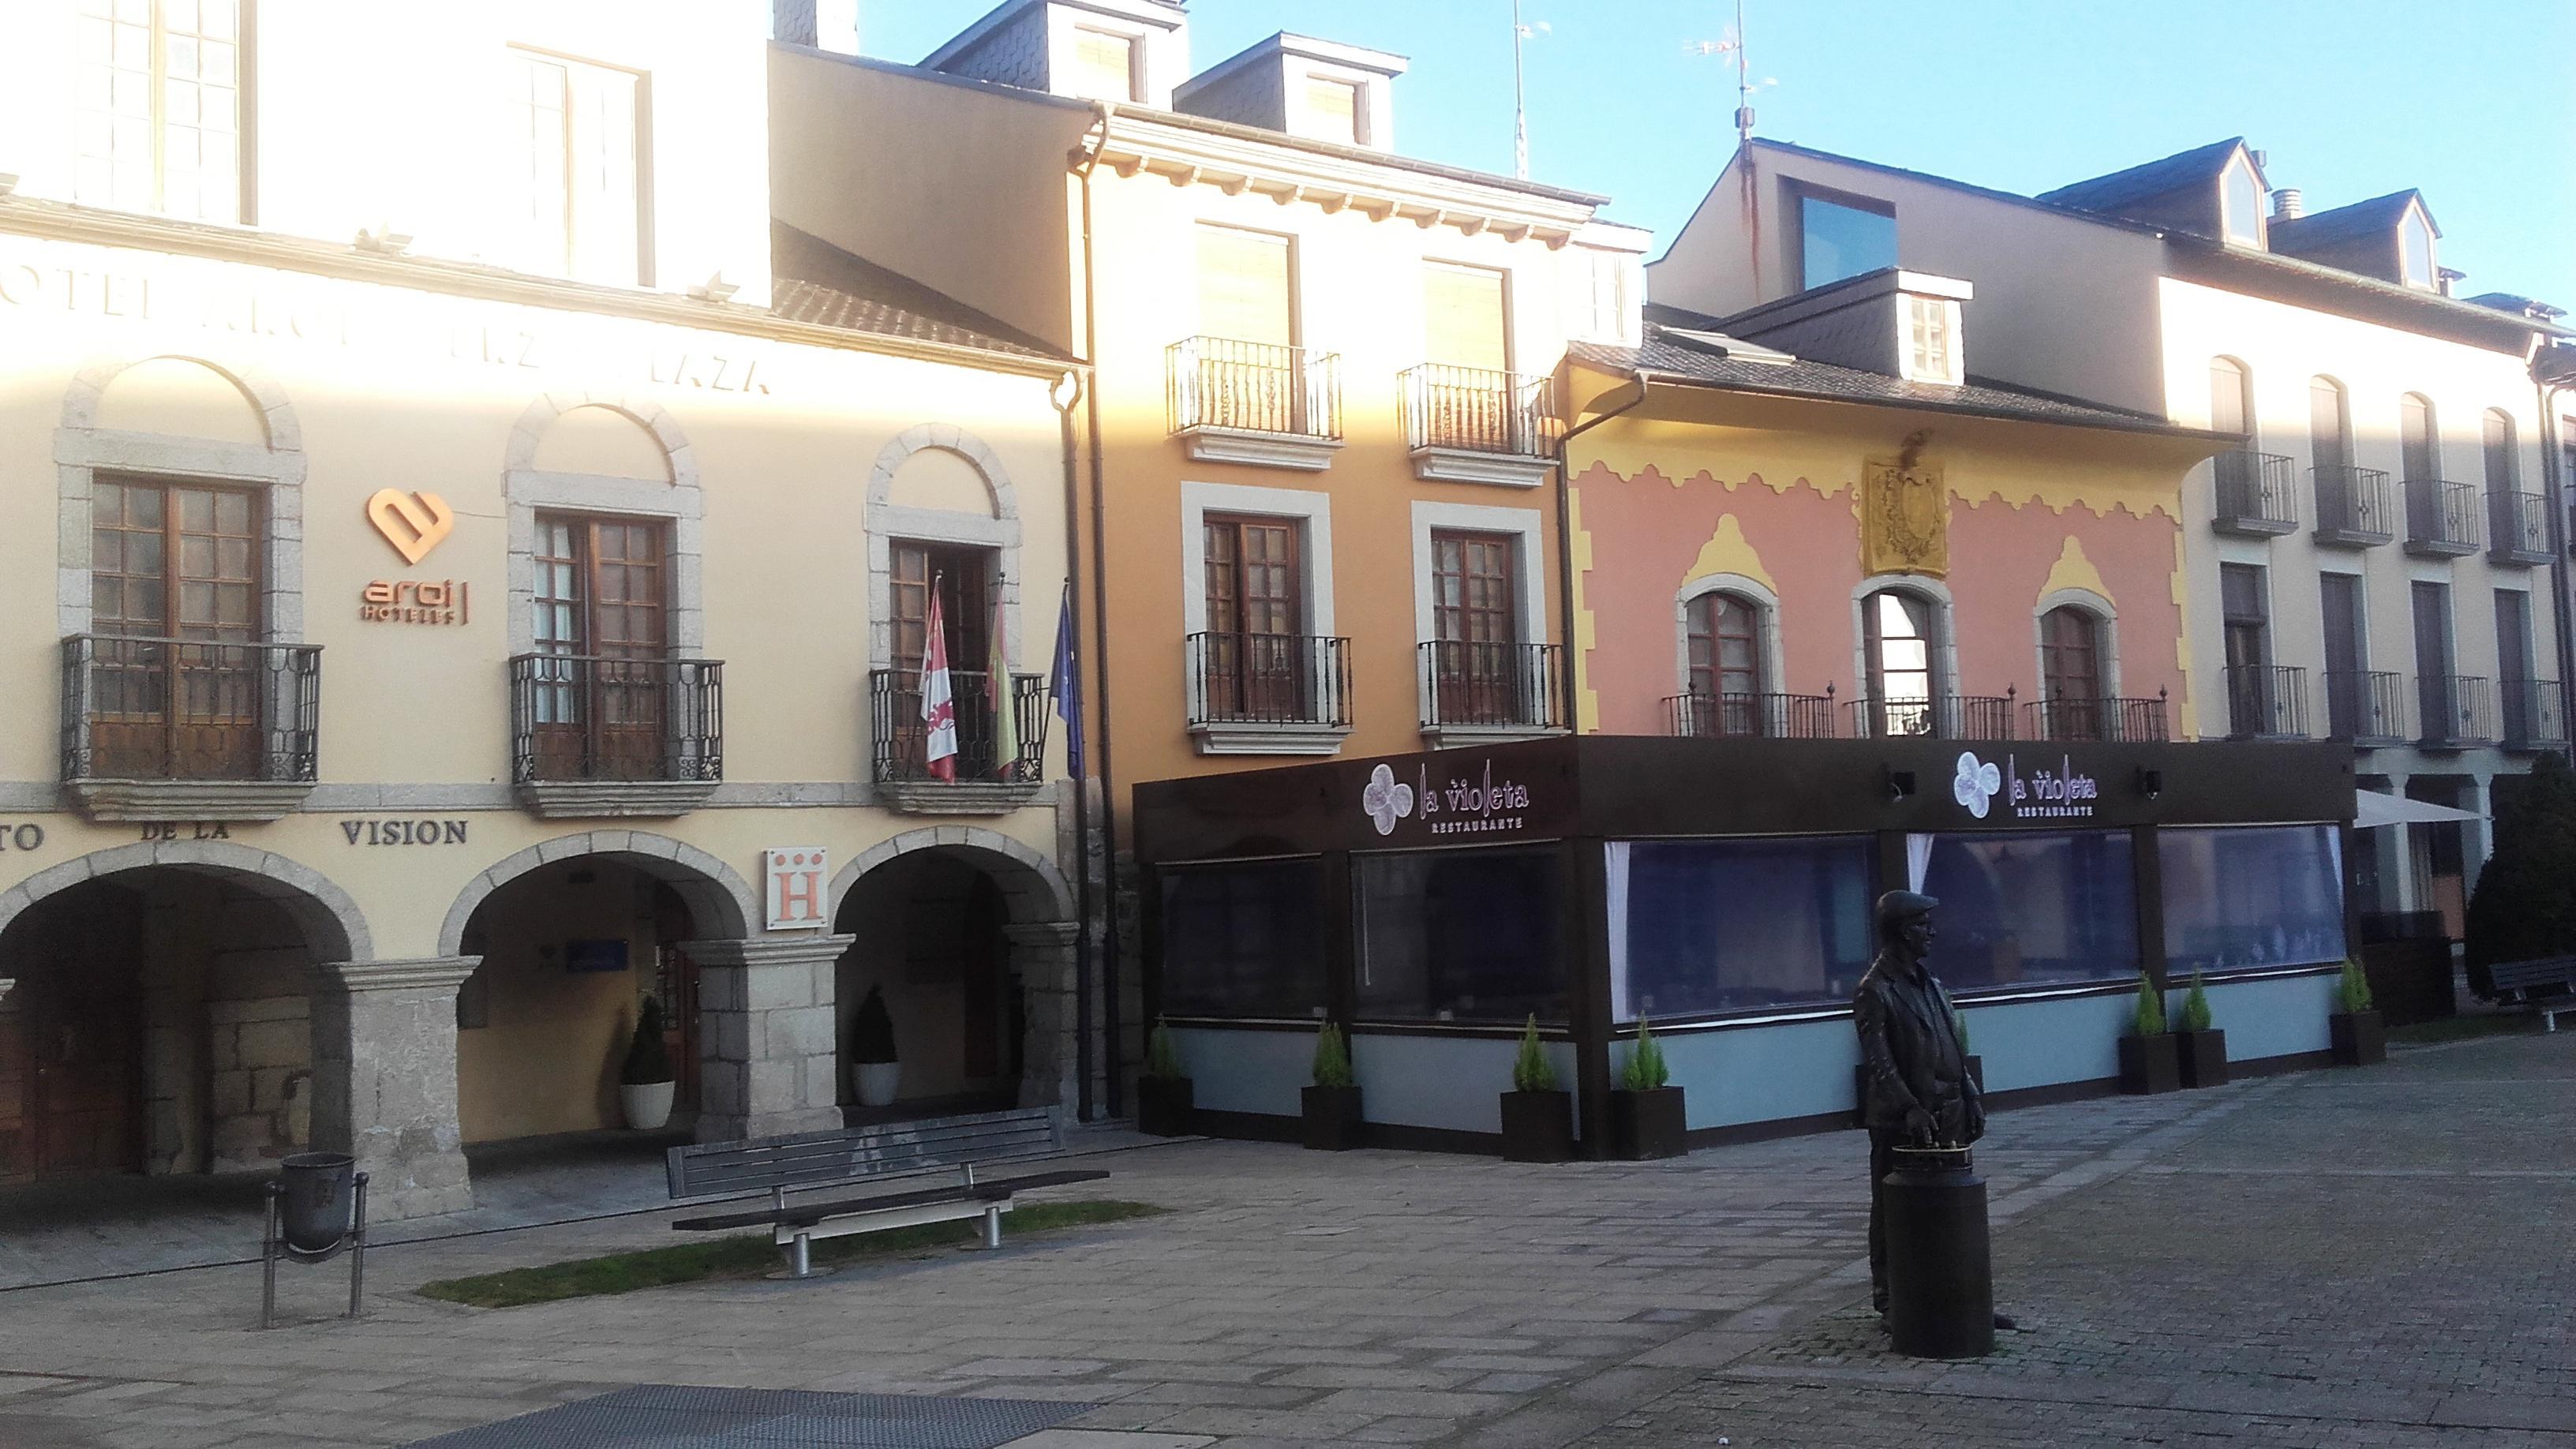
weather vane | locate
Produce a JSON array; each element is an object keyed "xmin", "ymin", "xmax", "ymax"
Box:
[
  {"xmin": 1512, "ymin": 0, "xmax": 1549, "ymax": 180},
  {"xmin": 1686, "ymin": 0, "xmax": 1774, "ymax": 147}
]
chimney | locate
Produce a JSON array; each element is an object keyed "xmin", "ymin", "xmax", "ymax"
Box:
[{"xmin": 2271, "ymin": 188, "xmax": 2304, "ymax": 221}]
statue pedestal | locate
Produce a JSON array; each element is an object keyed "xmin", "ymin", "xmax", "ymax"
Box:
[{"xmin": 1881, "ymin": 1144, "xmax": 1994, "ymax": 1359}]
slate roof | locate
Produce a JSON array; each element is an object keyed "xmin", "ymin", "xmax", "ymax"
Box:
[
  {"xmin": 2269, "ymin": 190, "xmax": 2431, "ymax": 252},
  {"xmin": 769, "ymin": 222, "xmax": 1065, "ymax": 360},
  {"xmin": 2466, "ymin": 292, "xmax": 2567, "ymax": 320},
  {"xmin": 1572, "ymin": 328, "xmax": 2231, "ymax": 440},
  {"xmin": 2035, "ymin": 137, "xmax": 2246, "ymax": 212}
]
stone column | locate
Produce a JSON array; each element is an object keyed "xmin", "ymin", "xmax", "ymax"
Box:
[
  {"xmin": 1005, "ymin": 921, "xmax": 1080, "ymax": 1114},
  {"xmin": 687, "ymin": 934, "xmax": 855, "ymax": 1142},
  {"xmin": 309, "ymin": 957, "xmax": 478, "ymax": 1221}
]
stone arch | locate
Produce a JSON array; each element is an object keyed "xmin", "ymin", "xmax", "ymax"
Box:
[
  {"xmin": 866, "ymin": 424, "xmax": 1019, "ymax": 522},
  {"xmin": 1850, "ymin": 573, "xmax": 1960, "ymax": 715},
  {"xmin": 1673, "ymin": 571, "xmax": 1787, "ymax": 698},
  {"xmin": 830, "ymin": 826, "xmax": 1075, "ymax": 925},
  {"xmin": 0, "ymin": 839, "xmax": 369, "ymax": 963},
  {"xmin": 55, "ymin": 352, "xmax": 310, "ymax": 639},
  {"xmin": 437, "ymin": 829, "xmax": 758, "ymax": 957},
  {"xmin": 501, "ymin": 393, "xmax": 706, "ymax": 652},
  {"xmin": 504, "ymin": 392, "xmax": 697, "ymax": 487},
  {"xmin": 863, "ymin": 425, "xmax": 1029, "ymax": 672}
]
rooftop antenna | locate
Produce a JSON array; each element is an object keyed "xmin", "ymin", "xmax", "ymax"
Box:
[
  {"xmin": 1686, "ymin": 6, "xmax": 1777, "ymax": 294},
  {"xmin": 1511, "ymin": 2, "xmax": 1548, "ymax": 180}
]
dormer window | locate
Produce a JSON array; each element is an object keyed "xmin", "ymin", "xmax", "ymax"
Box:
[
  {"xmin": 2221, "ymin": 155, "xmax": 2264, "ymax": 247},
  {"xmin": 1304, "ymin": 75, "xmax": 1365, "ymax": 146},
  {"xmin": 2399, "ymin": 209, "xmax": 2436, "ymax": 289},
  {"xmin": 1069, "ymin": 26, "xmax": 1140, "ymax": 103},
  {"xmin": 1792, "ymin": 185, "xmax": 1896, "ymax": 290},
  {"xmin": 1904, "ymin": 294, "xmax": 1961, "ymax": 386}
]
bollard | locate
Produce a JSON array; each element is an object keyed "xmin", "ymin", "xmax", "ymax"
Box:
[{"xmin": 1881, "ymin": 1144, "xmax": 1994, "ymax": 1359}]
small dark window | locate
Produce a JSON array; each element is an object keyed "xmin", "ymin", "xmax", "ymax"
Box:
[{"xmin": 1157, "ymin": 859, "xmax": 1327, "ymax": 1019}]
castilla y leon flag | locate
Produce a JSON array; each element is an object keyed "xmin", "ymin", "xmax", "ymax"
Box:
[
  {"xmin": 987, "ymin": 583, "xmax": 1020, "ymax": 780},
  {"xmin": 920, "ymin": 582, "xmax": 958, "ymax": 781}
]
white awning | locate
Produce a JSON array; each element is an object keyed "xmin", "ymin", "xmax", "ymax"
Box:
[{"xmin": 2354, "ymin": 791, "xmax": 2486, "ymax": 829}]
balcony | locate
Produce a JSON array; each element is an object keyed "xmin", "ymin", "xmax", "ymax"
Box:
[
  {"xmin": 2223, "ymin": 664, "xmax": 2310, "ymax": 741},
  {"xmin": 869, "ymin": 668, "xmax": 1050, "ymax": 814},
  {"xmin": 2501, "ymin": 679, "xmax": 2567, "ymax": 753},
  {"xmin": 1848, "ymin": 694, "xmax": 2016, "ymax": 740},
  {"xmin": 2415, "ymin": 673, "xmax": 2496, "ymax": 751},
  {"xmin": 1185, "ymin": 631, "xmax": 1352, "ymax": 755},
  {"xmin": 2488, "ymin": 490, "xmax": 2553, "ymax": 566},
  {"xmin": 59, "ymin": 635, "xmax": 320, "ymax": 822},
  {"xmin": 1398, "ymin": 364, "xmax": 1556, "ymax": 487},
  {"xmin": 2211, "ymin": 450, "xmax": 2299, "ymax": 536},
  {"xmin": 508, "ymin": 653, "xmax": 723, "ymax": 817},
  {"xmin": 2402, "ymin": 478, "xmax": 2481, "ymax": 558},
  {"xmin": 2311, "ymin": 464, "xmax": 2394, "ymax": 549},
  {"xmin": 1664, "ymin": 690, "xmax": 1838, "ymax": 740},
  {"xmin": 1166, "ymin": 336, "xmax": 1342, "ymax": 471},
  {"xmin": 2321, "ymin": 670, "xmax": 2407, "ymax": 750},
  {"xmin": 2024, "ymin": 694, "xmax": 2170, "ymax": 743},
  {"xmin": 1417, "ymin": 641, "xmax": 1566, "ymax": 746}
]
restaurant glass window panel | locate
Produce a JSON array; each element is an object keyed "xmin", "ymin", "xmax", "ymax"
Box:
[
  {"xmin": 2158, "ymin": 825, "xmax": 2345, "ymax": 976},
  {"xmin": 1612, "ymin": 836, "xmax": 1876, "ymax": 1020},
  {"xmin": 1157, "ymin": 859, "xmax": 1326, "ymax": 1019},
  {"xmin": 1916, "ymin": 829, "xmax": 2137, "ymax": 991},
  {"xmin": 1355, "ymin": 847, "xmax": 1566, "ymax": 1023}
]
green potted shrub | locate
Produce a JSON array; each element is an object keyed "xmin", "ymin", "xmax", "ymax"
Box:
[
  {"xmin": 850, "ymin": 984, "xmax": 900, "ymax": 1107},
  {"xmin": 618, "ymin": 995, "xmax": 676, "ymax": 1131},
  {"xmin": 2174, "ymin": 972, "xmax": 2227, "ymax": 1088},
  {"xmin": 1136, "ymin": 1017, "xmax": 1194, "ymax": 1136},
  {"xmin": 1499, "ymin": 1014, "xmax": 1574, "ymax": 1163},
  {"xmin": 2330, "ymin": 959, "xmax": 2385, "ymax": 1066},
  {"xmin": 1301, "ymin": 1021, "xmax": 1362, "ymax": 1151},
  {"xmin": 1608, "ymin": 1016, "xmax": 1685, "ymax": 1159},
  {"xmin": 2116, "ymin": 972, "xmax": 2181, "ymax": 1095}
]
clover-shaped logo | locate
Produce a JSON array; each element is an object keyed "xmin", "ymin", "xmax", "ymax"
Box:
[
  {"xmin": 1362, "ymin": 763, "xmax": 1416, "ymax": 836},
  {"xmin": 1953, "ymin": 751, "xmax": 2002, "ymax": 818}
]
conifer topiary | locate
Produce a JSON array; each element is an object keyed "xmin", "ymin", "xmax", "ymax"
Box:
[
  {"xmin": 2177, "ymin": 973, "xmax": 2214, "ymax": 1034},
  {"xmin": 1310, "ymin": 1021, "xmax": 1354, "ymax": 1088},
  {"xmin": 2131, "ymin": 972, "xmax": 2167, "ymax": 1037},
  {"xmin": 1620, "ymin": 1016, "xmax": 1670, "ymax": 1091},
  {"xmin": 1145, "ymin": 1017, "xmax": 1185, "ymax": 1080},
  {"xmin": 620, "ymin": 996, "xmax": 673, "ymax": 1086},
  {"xmin": 2466, "ymin": 752, "xmax": 2576, "ymax": 999},
  {"xmin": 1511, "ymin": 1014, "xmax": 1558, "ymax": 1093},
  {"xmin": 2338, "ymin": 959, "xmax": 2376, "ymax": 1015}
]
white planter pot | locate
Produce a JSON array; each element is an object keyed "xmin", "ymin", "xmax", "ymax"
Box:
[
  {"xmin": 619, "ymin": 1080, "xmax": 676, "ymax": 1132},
  {"xmin": 854, "ymin": 1061, "xmax": 901, "ymax": 1108}
]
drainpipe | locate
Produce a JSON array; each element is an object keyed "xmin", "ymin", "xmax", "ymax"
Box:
[
  {"xmin": 2535, "ymin": 346, "xmax": 2576, "ymax": 766},
  {"xmin": 1051, "ymin": 369, "xmax": 1095, "ymax": 1121},
  {"xmin": 1071, "ymin": 107, "xmax": 1127, "ymax": 1119},
  {"xmin": 1550, "ymin": 369, "xmax": 1652, "ymax": 728}
]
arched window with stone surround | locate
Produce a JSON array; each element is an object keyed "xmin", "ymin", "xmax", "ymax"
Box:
[{"xmin": 1859, "ymin": 585, "xmax": 1944, "ymax": 736}]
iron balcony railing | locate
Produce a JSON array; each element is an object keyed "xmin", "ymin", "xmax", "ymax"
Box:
[
  {"xmin": 2311, "ymin": 463, "xmax": 2394, "ymax": 548},
  {"xmin": 2488, "ymin": 490, "xmax": 2553, "ymax": 565},
  {"xmin": 1398, "ymin": 363, "xmax": 1556, "ymax": 459},
  {"xmin": 2402, "ymin": 478, "xmax": 2481, "ymax": 556},
  {"xmin": 61, "ymin": 635, "xmax": 320, "ymax": 783},
  {"xmin": 2224, "ymin": 663, "xmax": 2310, "ymax": 740},
  {"xmin": 1418, "ymin": 641, "xmax": 1564, "ymax": 731},
  {"xmin": 2024, "ymin": 693, "xmax": 2170, "ymax": 743},
  {"xmin": 508, "ymin": 653, "xmax": 723, "ymax": 784},
  {"xmin": 2321, "ymin": 669, "xmax": 2408, "ymax": 747},
  {"xmin": 1848, "ymin": 693, "xmax": 2016, "ymax": 740},
  {"xmin": 2415, "ymin": 673, "xmax": 2497, "ymax": 751},
  {"xmin": 2501, "ymin": 678, "xmax": 2567, "ymax": 751},
  {"xmin": 1166, "ymin": 336, "xmax": 1341, "ymax": 443},
  {"xmin": 868, "ymin": 668, "xmax": 1050, "ymax": 784},
  {"xmin": 2211, "ymin": 450, "xmax": 2299, "ymax": 536},
  {"xmin": 1186, "ymin": 631, "xmax": 1351, "ymax": 728},
  {"xmin": 1664, "ymin": 689, "xmax": 1838, "ymax": 739}
]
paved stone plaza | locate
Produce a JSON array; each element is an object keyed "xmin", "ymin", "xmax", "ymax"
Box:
[{"xmin": 0, "ymin": 1031, "xmax": 2566, "ymax": 1448}]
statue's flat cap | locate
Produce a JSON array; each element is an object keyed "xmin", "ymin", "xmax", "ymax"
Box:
[{"xmin": 1877, "ymin": 889, "xmax": 1939, "ymax": 917}]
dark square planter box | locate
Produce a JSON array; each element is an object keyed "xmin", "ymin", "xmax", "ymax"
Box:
[
  {"xmin": 2177, "ymin": 1029, "xmax": 2229, "ymax": 1089},
  {"xmin": 1609, "ymin": 1087, "xmax": 1687, "ymax": 1160},
  {"xmin": 1850, "ymin": 1058, "xmax": 1983, "ymax": 1129},
  {"xmin": 2118, "ymin": 1033, "xmax": 2181, "ymax": 1095},
  {"xmin": 1301, "ymin": 1084, "xmax": 1364, "ymax": 1151},
  {"xmin": 2330, "ymin": 1009, "xmax": 2387, "ymax": 1066},
  {"xmin": 1136, "ymin": 1076, "xmax": 1194, "ymax": 1136},
  {"xmin": 1500, "ymin": 1089, "xmax": 1574, "ymax": 1163}
]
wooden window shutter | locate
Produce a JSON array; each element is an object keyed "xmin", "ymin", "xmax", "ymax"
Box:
[
  {"xmin": 1196, "ymin": 227, "xmax": 1294, "ymax": 346},
  {"xmin": 1422, "ymin": 263, "xmax": 1509, "ymax": 372}
]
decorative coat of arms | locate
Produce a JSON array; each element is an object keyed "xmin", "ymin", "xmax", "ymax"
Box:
[{"xmin": 1861, "ymin": 431, "xmax": 1949, "ymax": 578}]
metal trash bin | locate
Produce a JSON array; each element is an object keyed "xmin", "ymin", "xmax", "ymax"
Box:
[
  {"xmin": 278, "ymin": 1151, "xmax": 356, "ymax": 1255},
  {"xmin": 1881, "ymin": 1144, "xmax": 1994, "ymax": 1359}
]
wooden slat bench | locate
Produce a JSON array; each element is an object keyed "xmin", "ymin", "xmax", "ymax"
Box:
[
  {"xmin": 2489, "ymin": 956, "xmax": 2576, "ymax": 1033},
  {"xmin": 665, "ymin": 1106, "xmax": 1108, "ymax": 1277}
]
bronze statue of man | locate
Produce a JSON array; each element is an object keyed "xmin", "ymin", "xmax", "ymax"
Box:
[{"xmin": 1852, "ymin": 889, "xmax": 1984, "ymax": 1316}]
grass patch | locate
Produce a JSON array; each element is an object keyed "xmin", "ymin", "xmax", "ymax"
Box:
[
  {"xmin": 417, "ymin": 1199, "xmax": 1166, "ymax": 1309},
  {"xmin": 2390, "ymin": 1013, "xmax": 2540, "ymax": 1047}
]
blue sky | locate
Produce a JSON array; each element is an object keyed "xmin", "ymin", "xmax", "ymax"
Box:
[{"xmin": 859, "ymin": 0, "xmax": 2576, "ymax": 307}]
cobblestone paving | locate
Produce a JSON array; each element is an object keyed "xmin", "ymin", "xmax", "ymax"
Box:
[
  {"xmin": 1568, "ymin": 1031, "xmax": 2576, "ymax": 1448},
  {"xmin": 0, "ymin": 1033, "xmax": 2563, "ymax": 1448}
]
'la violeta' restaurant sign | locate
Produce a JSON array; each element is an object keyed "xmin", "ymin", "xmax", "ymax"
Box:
[
  {"xmin": 1952, "ymin": 749, "xmax": 2100, "ymax": 822},
  {"xmin": 1361, "ymin": 758, "xmax": 1538, "ymax": 841}
]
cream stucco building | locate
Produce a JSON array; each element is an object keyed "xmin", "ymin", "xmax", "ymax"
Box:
[{"xmin": 0, "ymin": 0, "xmax": 1090, "ymax": 1219}]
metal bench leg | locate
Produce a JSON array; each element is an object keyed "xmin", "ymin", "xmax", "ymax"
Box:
[
  {"xmin": 790, "ymin": 1234, "xmax": 813, "ymax": 1279},
  {"xmin": 980, "ymin": 1204, "xmax": 1003, "ymax": 1251}
]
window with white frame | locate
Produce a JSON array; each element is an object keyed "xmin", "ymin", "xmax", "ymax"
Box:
[
  {"xmin": 2220, "ymin": 155, "xmax": 2264, "ymax": 247},
  {"xmin": 2399, "ymin": 210, "xmax": 2436, "ymax": 290},
  {"xmin": 507, "ymin": 47, "xmax": 646, "ymax": 286},
  {"xmin": 74, "ymin": 0, "xmax": 245, "ymax": 223},
  {"xmin": 1067, "ymin": 26, "xmax": 1140, "ymax": 103},
  {"xmin": 1303, "ymin": 74, "xmax": 1365, "ymax": 145},
  {"xmin": 1904, "ymin": 295, "xmax": 1960, "ymax": 385}
]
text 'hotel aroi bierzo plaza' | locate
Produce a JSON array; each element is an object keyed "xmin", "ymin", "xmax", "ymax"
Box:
[{"xmin": 0, "ymin": 0, "xmax": 1097, "ymax": 1219}]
